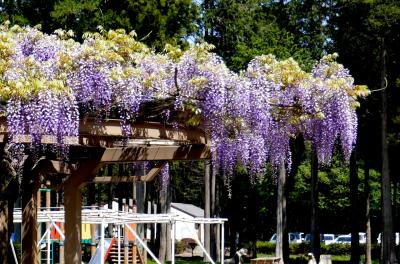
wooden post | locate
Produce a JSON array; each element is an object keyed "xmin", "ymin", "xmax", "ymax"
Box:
[
  {"xmin": 22, "ymin": 192, "xmax": 39, "ymax": 264},
  {"xmin": 132, "ymin": 243, "xmax": 137, "ymax": 264},
  {"xmin": 124, "ymin": 202, "xmax": 129, "ymax": 264},
  {"xmin": 45, "ymin": 181, "xmax": 51, "ymax": 208},
  {"xmin": 37, "ymin": 188, "xmax": 41, "ymax": 249},
  {"xmin": 64, "ymin": 182, "xmax": 82, "ymax": 264},
  {"xmin": 91, "ymin": 205, "xmax": 97, "ymax": 257},
  {"xmin": 132, "ymin": 203, "xmax": 137, "ymax": 264},
  {"xmin": 21, "ymin": 158, "xmax": 40, "ymax": 264},
  {"xmin": 64, "ymin": 160, "xmax": 102, "ymax": 264},
  {"xmin": 45, "ymin": 181, "xmax": 51, "ymax": 264},
  {"xmin": 144, "ymin": 201, "xmax": 151, "ymax": 264},
  {"xmin": 59, "ymin": 204, "xmax": 65, "ymax": 264}
]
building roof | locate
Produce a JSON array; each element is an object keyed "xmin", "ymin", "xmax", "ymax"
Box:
[{"xmin": 171, "ymin": 203, "xmax": 204, "ymax": 218}]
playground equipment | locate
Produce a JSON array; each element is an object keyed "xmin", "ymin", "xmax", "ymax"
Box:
[
  {"xmin": 1, "ymin": 116, "xmax": 218, "ymax": 264},
  {"xmin": 13, "ymin": 207, "xmax": 227, "ymax": 264},
  {"xmin": 88, "ymin": 238, "xmax": 115, "ymax": 264}
]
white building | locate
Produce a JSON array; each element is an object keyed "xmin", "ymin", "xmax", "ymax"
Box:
[{"xmin": 171, "ymin": 203, "xmax": 204, "ymax": 241}]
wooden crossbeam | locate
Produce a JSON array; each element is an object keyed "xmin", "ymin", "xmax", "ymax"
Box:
[
  {"xmin": 0, "ymin": 117, "xmax": 210, "ymax": 147},
  {"xmin": 99, "ymin": 145, "xmax": 210, "ymax": 162},
  {"xmin": 91, "ymin": 162, "xmax": 166, "ymax": 183}
]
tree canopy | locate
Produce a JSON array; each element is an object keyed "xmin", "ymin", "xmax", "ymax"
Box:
[{"xmin": 0, "ymin": 23, "xmax": 367, "ymax": 187}]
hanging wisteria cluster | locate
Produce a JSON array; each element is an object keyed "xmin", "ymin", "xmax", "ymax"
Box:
[{"xmin": 0, "ymin": 23, "xmax": 369, "ymax": 183}]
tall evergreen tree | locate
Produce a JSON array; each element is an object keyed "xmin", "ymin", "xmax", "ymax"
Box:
[
  {"xmin": 331, "ymin": 1, "xmax": 400, "ymax": 263},
  {"xmin": 51, "ymin": 0, "xmax": 199, "ymax": 49},
  {"xmin": 202, "ymin": 0, "xmax": 314, "ymax": 72}
]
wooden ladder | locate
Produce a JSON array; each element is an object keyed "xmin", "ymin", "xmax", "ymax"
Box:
[{"xmin": 108, "ymin": 243, "xmax": 144, "ymax": 264}]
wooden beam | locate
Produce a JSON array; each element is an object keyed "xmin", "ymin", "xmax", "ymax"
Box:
[
  {"xmin": 90, "ymin": 162, "xmax": 166, "ymax": 183},
  {"xmin": 0, "ymin": 117, "xmax": 210, "ymax": 147},
  {"xmin": 92, "ymin": 176, "xmax": 142, "ymax": 183},
  {"xmin": 31, "ymin": 158, "xmax": 77, "ymax": 175},
  {"xmin": 100, "ymin": 145, "xmax": 210, "ymax": 162},
  {"xmin": 142, "ymin": 163, "xmax": 166, "ymax": 181},
  {"xmin": 79, "ymin": 118, "xmax": 209, "ymax": 144}
]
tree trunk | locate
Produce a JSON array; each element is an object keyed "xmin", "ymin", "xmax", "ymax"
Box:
[
  {"xmin": 393, "ymin": 178, "xmax": 398, "ymax": 240},
  {"xmin": 350, "ymin": 151, "xmax": 360, "ymax": 264},
  {"xmin": 276, "ymin": 161, "xmax": 288, "ymax": 263},
  {"xmin": 166, "ymin": 180, "xmax": 172, "ymax": 262},
  {"xmin": 210, "ymin": 162, "xmax": 217, "ymax": 260},
  {"xmin": 204, "ymin": 161, "xmax": 211, "ymax": 261},
  {"xmin": 0, "ymin": 145, "xmax": 18, "ymax": 264},
  {"xmin": 134, "ymin": 181, "xmax": 147, "ymax": 240},
  {"xmin": 380, "ymin": 36, "xmax": 398, "ymax": 264},
  {"xmin": 365, "ymin": 162, "xmax": 372, "ymax": 264},
  {"xmin": 311, "ymin": 147, "xmax": 320, "ymax": 263},
  {"xmin": 108, "ymin": 165, "xmax": 114, "ymax": 234},
  {"xmin": 158, "ymin": 192, "xmax": 167, "ymax": 262},
  {"xmin": 158, "ymin": 163, "xmax": 171, "ymax": 263},
  {"xmin": 0, "ymin": 200, "xmax": 9, "ymax": 264}
]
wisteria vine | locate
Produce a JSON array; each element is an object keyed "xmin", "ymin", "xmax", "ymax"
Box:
[{"xmin": 0, "ymin": 23, "xmax": 369, "ymax": 186}]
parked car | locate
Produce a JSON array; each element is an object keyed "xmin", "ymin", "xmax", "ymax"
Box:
[
  {"xmin": 323, "ymin": 234, "xmax": 335, "ymax": 245},
  {"xmin": 377, "ymin": 232, "xmax": 400, "ymax": 245},
  {"xmin": 334, "ymin": 235, "xmax": 351, "ymax": 244},
  {"xmin": 359, "ymin": 232, "xmax": 367, "ymax": 244},
  {"xmin": 269, "ymin": 232, "xmax": 304, "ymax": 243},
  {"xmin": 334, "ymin": 233, "xmax": 366, "ymax": 244},
  {"xmin": 289, "ymin": 232, "xmax": 305, "ymax": 243},
  {"xmin": 304, "ymin": 234, "xmax": 335, "ymax": 245}
]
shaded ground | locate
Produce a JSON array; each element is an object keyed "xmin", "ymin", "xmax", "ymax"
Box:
[{"xmin": 176, "ymin": 245, "xmax": 204, "ymax": 257}]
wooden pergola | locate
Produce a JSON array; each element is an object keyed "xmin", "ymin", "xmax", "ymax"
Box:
[{"xmin": 0, "ymin": 117, "xmax": 211, "ymax": 264}]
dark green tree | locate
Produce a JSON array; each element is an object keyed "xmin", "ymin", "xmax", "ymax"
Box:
[
  {"xmin": 0, "ymin": 0, "xmax": 29, "ymax": 25},
  {"xmin": 51, "ymin": 0, "xmax": 199, "ymax": 49},
  {"xmin": 331, "ymin": 1, "xmax": 400, "ymax": 262},
  {"xmin": 202, "ymin": 0, "xmax": 315, "ymax": 72}
]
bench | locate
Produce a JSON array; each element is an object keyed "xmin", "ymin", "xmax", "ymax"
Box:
[{"xmin": 251, "ymin": 257, "xmax": 281, "ymax": 264}]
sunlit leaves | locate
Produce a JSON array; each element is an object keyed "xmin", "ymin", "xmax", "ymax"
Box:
[{"xmin": 0, "ymin": 24, "xmax": 366, "ymax": 185}]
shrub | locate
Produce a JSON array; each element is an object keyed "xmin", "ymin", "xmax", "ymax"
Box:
[
  {"xmin": 290, "ymin": 243, "xmax": 311, "ymax": 255},
  {"xmin": 11, "ymin": 243, "xmax": 21, "ymax": 260},
  {"xmin": 175, "ymin": 240, "xmax": 186, "ymax": 254},
  {"xmin": 256, "ymin": 241, "xmax": 276, "ymax": 254},
  {"xmin": 323, "ymin": 243, "xmax": 351, "ymax": 255},
  {"xmin": 256, "ymin": 241, "xmax": 384, "ymax": 259}
]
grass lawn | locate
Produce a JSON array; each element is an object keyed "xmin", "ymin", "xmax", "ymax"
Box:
[
  {"xmin": 146, "ymin": 254, "xmax": 381, "ymax": 264},
  {"xmin": 148, "ymin": 256, "xmax": 205, "ymax": 264}
]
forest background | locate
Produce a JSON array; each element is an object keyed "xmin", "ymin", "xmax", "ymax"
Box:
[{"xmin": 1, "ymin": 0, "xmax": 399, "ymax": 262}]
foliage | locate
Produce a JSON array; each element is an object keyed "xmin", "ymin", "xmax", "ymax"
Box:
[
  {"xmin": 255, "ymin": 241, "xmax": 276, "ymax": 254},
  {"xmin": 0, "ymin": 23, "xmax": 365, "ymax": 188},
  {"xmin": 0, "ymin": 0, "xmax": 199, "ymax": 50},
  {"xmin": 288, "ymin": 153, "xmax": 381, "ymax": 233},
  {"xmin": 175, "ymin": 240, "xmax": 187, "ymax": 254},
  {"xmin": 170, "ymin": 161, "xmax": 204, "ymax": 206},
  {"xmin": 255, "ymin": 241, "xmax": 382, "ymax": 258},
  {"xmin": 11, "ymin": 243, "xmax": 21, "ymax": 260},
  {"xmin": 202, "ymin": 0, "xmax": 315, "ymax": 71},
  {"xmin": 330, "ymin": 2, "xmax": 400, "ymax": 262}
]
